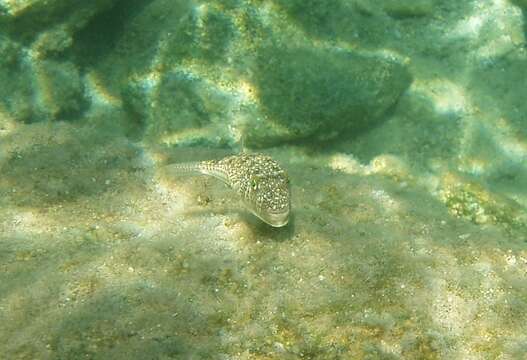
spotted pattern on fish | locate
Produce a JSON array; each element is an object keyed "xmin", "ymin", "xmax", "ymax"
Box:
[{"xmin": 165, "ymin": 153, "xmax": 290, "ymax": 227}]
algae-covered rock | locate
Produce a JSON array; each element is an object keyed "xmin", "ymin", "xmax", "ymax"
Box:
[
  {"xmin": 32, "ymin": 60, "xmax": 85, "ymax": 121},
  {"xmin": 355, "ymin": 0, "xmax": 436, "ymax": 18},
  {"xmin": 248, "ymin": 46, "xmax": 412, "ymax": 146},
  {"xmin": 0, "ymin": 57, "xmax": 85, "ymax": 122},
  {"xmin": 0, "ymin": 35, "xmax": 32, "ymax": 122},
  {"xmin": 382, "ymin": 0, "xmax": 436, "ymax": 18},
  {"xmin": 81, "ymin": 0, "xmax": 414, "ymax": 148},
  {"xmin": 0, "ymin": 0, "xmax": 119, "ymax": 123},
  {"xmin": 439, "ymin": 171, "xmax": 527, "ymax": 233},
  {"xmin": 274, "ymin": 0, "xmax": 357, "ymax": 39},
  {"xmin": 124, "ymin": 70, "xmax": 232, "ymax": 146},
  {"xmin": 122, "ymin": 43, "xmax": 412, "ymax": 148},
  {"xmin": 0, "ymin": 34, "xmax": 21, "ymax": 67},
  {"xmin": 0, "ymin": 0, "xmax": 118, "ymax": 42},
  {"xmin": 90, "ymin": 1, "xmax": 231, "ymax": 77},
  {"xmin": 510, "ymin": 0, "xmax": 527, "ymax": 9}
]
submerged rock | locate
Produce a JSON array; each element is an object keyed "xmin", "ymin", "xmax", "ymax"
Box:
[
  {"xmin": 0, "ymin": 34, "xmax": 21, "ymax": 67},
  {"xmin": 510, "ymin": 0, "xmax": 527, "ymax": 9},
  {"xmin": 33, "ymin": 60, "xmax": 85, "ymax": 121},
  {"xmin": 355, "ymin": 0, "xmax": 437, "ymax": 18},
  {"xmin": 0, "ymin": 0, "xmax": 120, "ymax": 123},
  {"xmin": 247, "ymin": 46, "xmax": 412, "ymax": 146},
  {"xmin": 0, "ymin": 0, "xmax": 118, "ymax": 42},
  {"xmin": 124, "ymin": 70, "xmax": 231, "ymax": 146},
  {"xmin": 0, "ymin": 56, "xmax": 84, "ymax": 122}
]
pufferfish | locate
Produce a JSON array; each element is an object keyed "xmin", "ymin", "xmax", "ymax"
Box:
[{"xmin": 165, "ymin": 153, "xmax": 291, "ymax": 227}]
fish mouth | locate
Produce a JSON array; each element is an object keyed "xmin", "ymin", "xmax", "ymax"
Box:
[
  {"xmin": 244, "ymin": 201, "xmax": 290, "ymax": 227},
  {"xmin": 258, "ymin": 210, "xmax": 289, "ymax": 227}
]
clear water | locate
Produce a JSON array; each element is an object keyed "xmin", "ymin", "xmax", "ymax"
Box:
[{"xmin": 1, "ymin": 0, "xmax": 526, "ymax": 358}]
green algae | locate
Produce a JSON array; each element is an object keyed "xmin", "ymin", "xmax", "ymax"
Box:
[
  {"xmin": 251, "ymin": 45, "xmax": 411, "ymax": 145},
  {"xmin": 440, "ymin": 173, "xmax": 527, "ymax": 237}
]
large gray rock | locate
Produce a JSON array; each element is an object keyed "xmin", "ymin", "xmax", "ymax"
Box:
[
  {"xmin": 0, "ymin": 46, "xmax": 84, "ymax": 122},
  {"xmin": 124, "ymin": 69, "xmax": 234, "ymax": 147},
  {"xmin": 121, "ymin": 44, "xmax": 411, "ymax": 149},
  {"xmin": 246, "ymin": 46, "xmax": 412, "ymax": 147},
  {"xmin": 0, "ymin": 35, "xmax": 32, "ymax": 122},
  {"xmin": 355, "ymin": 0, "xmax": 437, "ymax": 18},
  {"xmin": 0, "ymin": 0, "xmax": 121, "ymax": 122},
  {"xmin": 510, "ymin": 0, "xmax": 527, "ymax": 8},
  {"xmin": 2, "ymin": 0, "xmax": 408, "ymax": 147},
  {"xmin": 0, "ymin": 0, "xmax": 117, "ymax": 43}
]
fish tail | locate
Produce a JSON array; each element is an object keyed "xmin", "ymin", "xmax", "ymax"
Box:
[
  {"xmin": 164, "ymin": 160, "xmax": 228, "ymax": 184},
  {"xmin": 164, "ymin": 161, "xmax": 206, "ymax": 176}
]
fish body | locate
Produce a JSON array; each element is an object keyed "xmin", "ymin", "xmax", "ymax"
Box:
[{"xmin": 165, "ymin": 153, "xmax": 290, "ymax": 227}]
